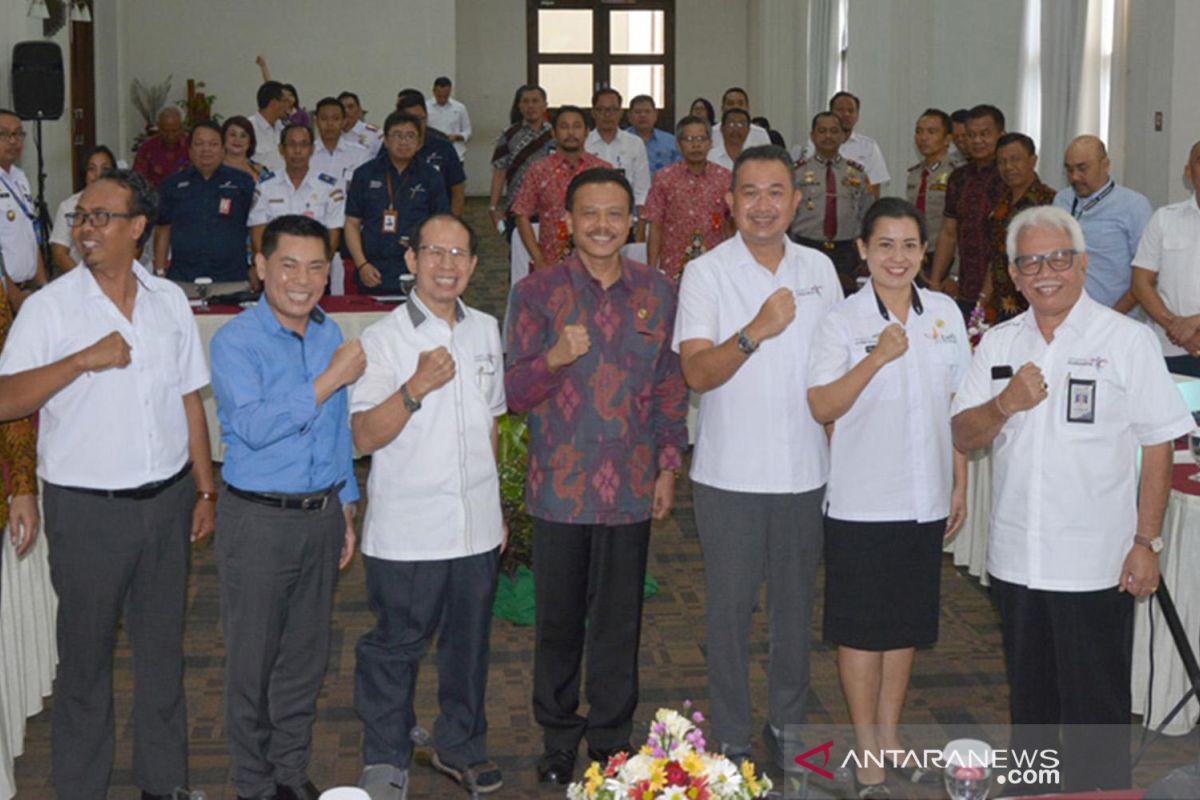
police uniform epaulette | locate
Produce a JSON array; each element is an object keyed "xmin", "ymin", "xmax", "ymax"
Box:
[
  {"xmin": 258, "ymin": 167, "xmax": 276, "ymax": 182},
  {"xmin": 364, "ymin": 123, "xmax": 379, "ymax": 131},
  {"xmin": 846, "ymin": 159, "xmax": 866, "ymax": 172},
  {"xmin": 908, "ymin": 161, "xmax": 924, "ymax": 172},
  {"xmin": 794, "ymin": 157, "xmax": 809, "ymax": 169},
  {"xmin": 317, "ymin": 172, "xmax": 337, "ymax": 185}
]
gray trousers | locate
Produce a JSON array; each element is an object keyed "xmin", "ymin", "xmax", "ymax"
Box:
[
  {"xmin": 43, "ymin": 475, "xmax": 194, "ymax": 799},
  {"xmin": 691, "ymin": 481, "xmax": 824, "ymax": 750},
  {"xmin": 215, "ymin": 491, "xmax": 343, "ymax": 796}
]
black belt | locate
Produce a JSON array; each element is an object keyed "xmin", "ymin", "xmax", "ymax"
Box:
[
  {"xmin": 228, "ymin": 482, "xmax": 344, "ymax": 512},
  {"xmin": 57, "ymin": 462, "xmax": 192, "ymax": 500},
  {"xmin": 796, "ymin": 236, "xmax": 855, "ymax": 252}
]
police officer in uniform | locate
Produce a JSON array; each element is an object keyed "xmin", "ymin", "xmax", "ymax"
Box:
[
  {"xmin": 791, "ymin": 112, "xmax": 871, "ymax": 295},
  {"xmin": 339, "ymin": 91, "xmax": 383, "ymax": 157},
  {"xmin": 249, "ymin": 123, "xmax": 346, "ymax": 259},
  {"xmin": 311, "ymin": 97, "xmax": 369, "ymax": 185},
  {"xmin": 906, "ymin": 108, "xmax": 966, "ymax": 282}
]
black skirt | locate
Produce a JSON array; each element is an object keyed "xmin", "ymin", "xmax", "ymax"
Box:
[{"xmin": 822, "ymin": 516, "xmax": 945, "ymax": 650}]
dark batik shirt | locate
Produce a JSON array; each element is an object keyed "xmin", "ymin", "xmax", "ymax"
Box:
[
  {"xmin": 986, "ymin": 177, "xmax": 1057, "ymax": 320},
  {"xmin": 944, "ymin": 160, "xmax": 1003, "ymax": 302}
]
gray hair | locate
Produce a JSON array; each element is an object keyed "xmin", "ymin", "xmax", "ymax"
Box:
[
  {"xmin": 1006, "ymin": 205, "xmax": 1086, "ymax": 262},
  {"xmin": 157, "ymin": 106, "xmax": 183, "ymax": 124}
]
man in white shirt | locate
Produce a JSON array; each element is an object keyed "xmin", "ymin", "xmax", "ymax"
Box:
[
  {"xmin": 1131, "ymin": 139, "xmax": 1200, "ymax": 376},
  {"xmin": 951, "ymin": 205, "xmax": 1191, "ymax": 793},
  {"xmin": 426, "ymin": 76, "xmax": 472, "ymax": 163},
  {"xmin": 673, "ymin": 145, "xmax": 842, "ymax": 768},
  {"xmin": 0, "ymin": 169, "xmax": 216, "ymax": 800},
  {"xmin": 350, "ymin": 214, "xmax": 506, "ymax": 798},
  {"xmin": 339, "ymin": 90, "xmax": 384, "ymax": 157},
  {"xmin": 0, "ymin": 108, "xmax": 47, "ymax": 309},
  {"xmin": 585, "ymin": 88, "xmax": 651, "ymax": 211},
  {"xmin": 310, "ymin": 96, "xmax": 369, "ymax": 184},
  {"xmin": 709, "ymin": 87, "xmax": 772, "ymax": 157},
  {"xmin": 793, "ymin": 92, "xmax": 890, "ymax": 197},
  {"xmin": 250, "ymin": 81, "xmax": 290, "ymax": 175},
  {"xmin": 249, "ymin": 123, "xmax": 346, "ymax": 259}
]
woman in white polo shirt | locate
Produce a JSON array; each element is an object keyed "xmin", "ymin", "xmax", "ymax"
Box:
[{"xmin": 808, "ymin": 198, "xmax": 971, "ymax": 797}]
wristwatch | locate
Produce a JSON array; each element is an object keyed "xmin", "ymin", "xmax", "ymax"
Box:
[
  {"xmin": 400, "ymin": 382, "xmax": 422, "ymax": 413},
  {"xmin": 736, "ymin": 327, "xmax": 759, "ymax": 355},
  {"xmin": 1134, "ymin": 535, "xmax": 1165, "ymax": 554}
]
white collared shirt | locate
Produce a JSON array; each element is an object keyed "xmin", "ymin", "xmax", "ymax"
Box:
[
  {"xmin": 426, "ymin": 97, "xmax": 472, "ymax": 161},
  {"xmin": 793, "ymin": 130, "xmax": 891, "ymax": 186},
  {"xmin": 248, "ymin": 168, "xmax": 346, "ymax": 230},
  {"xmin": 341, "ymin": 120, "xmax": 383, "ymax": 157},
  {"xmin": 350, "ymin": 293, "xmax": 506, "ymax": 561},
  {"xmin": 310, "ymin": 139, "xmax": 369, "ymax": 185},
  {"xmin": 584, "ymin": 128, "xmax": 652, "ymax": 206},
  {"xmin": 810, "ymin": 283, "xmax": 970, "ymax": 522},
  {"xmin": 0, "ymin": 261, "xmax": 209, "ymax": 488},
  {"xmin": 673, "ymin": 232, "xmax": 843, "ymax": 493},
  {"xmin": 250, "ymin": 111, "xmax": 286, "ymax": 174},
  {"xmin": 1132, "ymin": 194, "xmax": 1200, "ymax": 357},
  {"xmin": 50, "ymin": 190, "xmax": 83, "ymax": 264},
  {"xmin": 0, "ymin": 164, "xmax": 38, "ymax": 281},
  {"xmin": 710, "ymin": 122, "xmax": 772, "ymax": 161},
  {"xmin": 950, "ymin": 293, "xmax": 1192, "ymax": 591}
]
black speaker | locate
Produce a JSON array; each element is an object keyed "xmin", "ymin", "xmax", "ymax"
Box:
[{"xmin": 11, "ymin": 41, "xmax": 64, "ymax": 121}]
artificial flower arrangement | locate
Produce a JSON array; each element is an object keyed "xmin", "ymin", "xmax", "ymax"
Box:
[
  {"xmin": 567, "ymin": 704, "xmax": 773, "ymax": 800},
  {"xmin": 966, "ymin": 302, "xmax": 991, "ymax": 350}
]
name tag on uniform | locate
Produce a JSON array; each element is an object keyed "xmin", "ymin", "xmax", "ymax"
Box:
[
  {"xmin": 382, "ymin": 209, "xmax": 398, "ymax": 233},
  {"xmin": 1067, "ymin": 377, "xmax": 1096, "ymax": 423},
  {"xmin": 218, "ymin": 197, "xmax": 233, "ymax": 216}
]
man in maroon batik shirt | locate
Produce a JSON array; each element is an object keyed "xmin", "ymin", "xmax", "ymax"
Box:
[
  {"xmin": 133, "ymin": 107, "xmax": 190, "ymax": 189},
  {"xmin": 505, "ymin": 168, "xmax": 687, "ymax": 787}
]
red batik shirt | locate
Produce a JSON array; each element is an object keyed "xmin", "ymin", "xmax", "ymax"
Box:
[
  {"xmin": 944, "ymin": 160, "xmax": 1003, "ymax": 302},
  {"xmin": 642, "ymin": 160, "xmax": 732, "ymax": 281},
  {"xmin": 510, "ymin": 151, "xmax": 611, "ymax": 268},
  {"xmin": 504, "ymin": 253, "xmax": 688, "ymax": 524}
]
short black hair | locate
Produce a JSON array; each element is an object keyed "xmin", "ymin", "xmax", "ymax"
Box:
[
  {"xmin": 257, "ymin": 81, "xmax": 286, "ymax": 111},
  {"xmin": 629, "ymin": 94, "xmax": 655, "ymax": 109},
  {"xmin": 996, "ymin": 131, "xmax": 1036, "ymax": 157},
  {"xmin": 261, "ymin": 214, "xmax": 332, "ymax": 260},
  {"xmin": 280, "ymin": 123, "xmax": 314, "ymax": 146},
  {"xmin": 950, "ymin": 108, "xmax": 970, "ymax": 125},
  {"xmin": 337, "ymin": 91, "xmax": 361, "ymax": 106},
  {"xmin": 91, "ymin": 168, "xmax": 158, "ymax": 247},
  {"xmin": 382, "ymin": 110, "xmax": 423, "ymax": 138},
  {"xmin": 721, "ymin": 87, "xmax": 749, "ymax": 107},
  {"xmin": 860, "ymin": 197, "xmax": 927, "ymax": 245},
  {"xmin": 721, "ymin": 107, "xmax": 751, "ymax": 126},
  {"xmin": 731, "ymin": 145, "xmax": 793, "ymax": 189},
  {"xmin": 553, "ymin": 105, "xmax": 588, "ymax": 129},
  {"xmin": 830, "ymin": 91, "xmax": 860, "ymax": 111},
  {"xmin": 314, "ymin": 96, "xmax": 345, "ymax": 116},
  {"xmin": 675, "ymin": 115, "xmax": 709, "ymax": 138},
  {"xmin": 191, "ymin": 120, "xmax": 224, "ymax": 141},
  {"xmin": 222, "ymin": 116, "xmax": 256, "ymax": 158},
  {"xmin": 592, "ymin": 87, "xmax": 622, "ymax": 107},
  {"xmin": 967, "ymin": 104, "xmax": 1006, "ymax": 132},
  {"xmin": 917, "ymin": 108, "xmax": 952, "ymax": 135},
  {"xmin": 689, "ymin": 97, "xmax": 716, "ymax": 124},
  {"xmin": 811, "ymin": 111, "xmax": 839, "ymax": 131},
  {"xmin": 565, "ymin": 167, "xmax": 634, "ymax": 213},
  {"xmin": 411, "ymin": 212, "xmax": 478, "ymax": 256},
  {"xmin": 395, "ymin": 88, "xmax": 427, "ymax": 113},
  {"xmin": 433, "ymin": 76, "xmax": 452, "ymax": 88}
]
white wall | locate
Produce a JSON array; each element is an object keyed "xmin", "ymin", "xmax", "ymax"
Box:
[
  {"xmin": 0, "ymin": 8, "xmax": 75, "ymax": 216},
  {"xmin": 104, "ymin": 0, "xmax": 454, "ymax": 165}
]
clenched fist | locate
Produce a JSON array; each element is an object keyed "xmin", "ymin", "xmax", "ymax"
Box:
[
  {"xmin": 872, "ymin": 323, "xmax": 908, "ymax": 365},
  {"xmin": 999, "ymin": 362, "xmax": 1047, "ymax": 414},
  {"xmin": 747, "ymin": 288, "xmax": 796, "ymax": 342},
  {"xmin": 409, "ymin": 346, "xmax": 455, "ymax": 400},
  {"xmin": 76, "ymin": 331, "xmax": 132, "ymax": 373},
  {"xmin": 325, "ymin": 339, "xmax": 367, "ymax": 390},
  {"xmin": 547, "ymin": 324, "xmax": 591, "ymax": 371}
]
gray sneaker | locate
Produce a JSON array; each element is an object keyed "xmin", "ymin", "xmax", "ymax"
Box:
[{"xmin": 359, "ymin": 764, "xmax": 408, "ymax": 800}]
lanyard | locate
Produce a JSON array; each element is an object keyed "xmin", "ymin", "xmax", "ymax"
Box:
[
  {"xmin": 0, "ymin": 171, "xmax": 35, "ymax": 221},
  {"xmin": 384, "ymin": 164, "xmax": 412, "ymax": 212},
  {"xmin": 1070, "ymin": 181, "xmax": 1115, "ymax": 219}
]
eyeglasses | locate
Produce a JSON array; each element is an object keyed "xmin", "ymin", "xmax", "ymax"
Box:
[
  {"xmin": 1012, "ymin": 248, "xmax": 1078, "ymax": 275},
  {"xmin": 680, "ymin": 135, "xmax": 711, "ymax": 143},
  {"xmin": 723, "ymin": 121, "xmax": 749, "ymax": 130},
  {"xmin": 0, "ymin": 129, "xmax": 27, "ymax": 142},
  {"xmin": 387, "ymin": 131, "xmax": 419, "ymax": 142},
  {"xmin": 65, "ymin": 210, "xmax": 136, "ymax": 228},
  {"xmin": 417, "ymin": 244, "xmax": 471, "ymax": 263}
]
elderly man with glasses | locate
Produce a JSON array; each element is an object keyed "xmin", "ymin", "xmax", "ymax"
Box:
[{"xmin": 951, "ymin": 205, "xmax": 1192, "ymax": 794}]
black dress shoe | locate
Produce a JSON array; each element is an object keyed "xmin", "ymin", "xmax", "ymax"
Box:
[
  {"xmin": 586, "ymin": 742, "xmax": 632, "ymax": 765},
  {"xmin": 537, "ymin": 748, "xmax": 577, "ymax": 784},
  {"xmin": 276, "ymin": 781, "xmax": 320, "ymax": 800}
]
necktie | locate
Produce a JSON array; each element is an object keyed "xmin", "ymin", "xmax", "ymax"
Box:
[
  {"xmin": 916, "ymin": 168, "xmax": 929, "ymax": 215},
  {"xmin": 824, "ymin": 162, "xmax": 838, "ymax": 242}
]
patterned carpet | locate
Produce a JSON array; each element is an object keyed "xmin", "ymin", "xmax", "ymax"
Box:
[{"xmin": 12, "ymin": 200, "xmax": 1198, "ymax": 798}]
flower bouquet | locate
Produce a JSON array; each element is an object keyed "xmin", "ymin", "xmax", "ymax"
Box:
[
  {"xmin": 567, "ymin": 705, "xmax": 773, "ymax": 800},
  {"xmin": 966, "ymin": 302, "xmax": 991, "ymax": 350}
]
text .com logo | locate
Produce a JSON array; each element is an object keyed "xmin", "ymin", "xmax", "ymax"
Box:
[{"xmin": 794, "ymin": 742, "xmax": 1061, "ymax": 788}]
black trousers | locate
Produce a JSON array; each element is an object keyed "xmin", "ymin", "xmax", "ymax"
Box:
[
  {"xmin": 532, "ymin": 517, "xmax": 651, "ymax": 752},
  {"xmin": 989, "ymin": 575, "xmax": 1134, "ymax": 794},
  {"xmin": 793, "ymin": 236, "xmax": 861, "ymax": 295}
]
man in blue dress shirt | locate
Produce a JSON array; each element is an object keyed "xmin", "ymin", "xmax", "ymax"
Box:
[
  {"xmin": 626, "ymin": 94, "xmax": 681, "ymax": 178},
  {"xmin": 1053, "ymin": 135, "xmax": 1153, "ymax": 312},
  {"xmin": 154, "ymin": 121, "xmax": 256, "ymax": 284},
  {"xmin": 344, "ymin": 111, "xmax": 450, "ymax": 294},
  {"xmin": 210, "ymin": 214, "xmax": 365, "ymax": 800}
]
